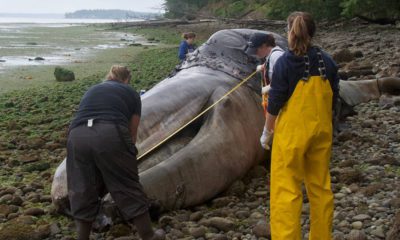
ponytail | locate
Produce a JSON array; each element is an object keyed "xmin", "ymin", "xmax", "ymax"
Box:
[{"xmin": 287, "ymin": 12, "xmax": 316, "ymax": 56}]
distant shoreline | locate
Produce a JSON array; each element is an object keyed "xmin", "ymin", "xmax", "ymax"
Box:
[{"xmin": 0, "ymin": 16, "xmax": 144, "ymax": 24}]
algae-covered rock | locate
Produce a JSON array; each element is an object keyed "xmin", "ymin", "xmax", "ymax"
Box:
[
  {"xmin": 0, "ymin": 223, "xmax": 38, "ymax": 240},
  {"xmin": 24, "ymin": 162, "xmax": 51, "ymax": 172},
  {"xmin": 54, "ymin": 67, "xmax": 75, "ymax": 82},
  {"xmin": 108, "ymin": 224, "xmax": 132, "ymax": 238}
]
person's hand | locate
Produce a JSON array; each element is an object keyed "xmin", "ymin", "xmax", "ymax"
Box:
[
  {"xmin": 260, "ymin": 127, "xmax": 274, "ymax": 150},
  {"xmin": 262, "ymin": 85, "xmax": 271, "ymax": 95},
  {"xmin": 256, "ymin": 64, "xmax": 265, "ymax": 72}
]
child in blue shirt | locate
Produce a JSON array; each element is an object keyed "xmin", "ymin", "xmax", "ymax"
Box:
[{"xmin": 178, "ymin": 32, "xmax": 196, "ymax": 61}]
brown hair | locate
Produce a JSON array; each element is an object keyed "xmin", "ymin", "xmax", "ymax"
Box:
[
  {"xmin": 287, "ymin": 12, "xmax": 316, "ymax": 56},
  {"xmin": 182, "ymin": 32, "xmax": 196, "ymax": 40},
  {"xmin": 264, "ymin": 34, "xmax": 276, "ymax": 47},
  {"xmin": 106, "ymin": 65, "xmax": 131, "ymax": 83}
]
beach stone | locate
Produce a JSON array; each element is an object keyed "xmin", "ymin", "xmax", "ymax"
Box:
[
  {"xmin": 235, "ymin": 210, "xmax": 250, "ymax": 219},
  {"xmin": 190, "ymin": 211, "xmax": 203, "ymax": 222},
  {"xmin": 347, "ymin": 230, "xmax": 367, "ymax": 240},
  {"xmin": 0, "ymin": 205, "xmax": 12, "ymax": 216},
  {"xmin": 108, "ymin": 224, "xmax": 131, "ymax": 238},
  {"xmin": 159, "ymin": 215, "xmax": 175, "ymax": 227},
  {"xmin": 54, "ymin": 67, "xmax": 75, "ymax": 82},
  {"xmin": 114, "ymin": 237, "xmax": 134, "ymax": 240},
  {"xmin": 224, "ymin": 180, "xmax": 246, "ymax": 197},
  {"xmin": 387, "ymin": 212, "xmax": 400, "ymax": 240},
  {"xmin": 24, "ymin": 208, "xmax": 45, "ymax": 216},
  {"xmin": 36, "ymin": 224, "xmax": 51, "ymax": 239},
  {"xmin": 370, "ymin": 226, "xmax": 385, "ymax": 238},
  {"xmin": 333, "ymin": 49, "xmax": 354, "ymax": 63},
  {"xmin": 0, "ymin": 194, "xmax": 12, "ymax": 203},
  {"xmin": 189, "ymin": 226, "xmax": 206, "ymax": 238},
  {"xmin": 10, "ymin": 215, "xmax": 35, "ymax": 225},
  {"xmin": 205, "ymin": 217, "xmax": 235, "ymax": 232},
  {"xmin": 7, "ymin": 212, "xmax": 20, "ymax": 220},
  {"xmin": 20, "ymin": 154, "xmax": 39, "ymax": 164},
  {"xmin": 0, "ymin": 223, "xmax": 39, "ymax": 240},
  {"xmin": 351, "ymin": 221, "xmax": 363, "ymax": 229},
  {"xmin": 50, "ymin": 223, "xmax": 61, "ymax": 235},
  {"xmin": 24, "ymin": 162, "xmax": 50, "ymax": 172},
  {"xmin": 352, "ymin": 214, "xmax": 371, "ymax": 221},
  {"xmin": 333, "ymin": 232, "xmax": 345, "ymax": 240},
  {"xmin": 353, "ymin": 50, "xmax": 364, "ymax": 58},
  {"xmin": 252, "ymin": 220, "xmax": 270, "ymax": 238},
  {"xmin": 10, "ymin": 195, "xmax": 23, "ymax": 206},
  {"xmin": 212, "ymin": 196, "xmax": 237, "ymax": 208}
]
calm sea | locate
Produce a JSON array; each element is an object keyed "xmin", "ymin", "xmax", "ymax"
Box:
[{"xmin": 0, "ymin": 13, "xmax": 143, "ymax": 24}]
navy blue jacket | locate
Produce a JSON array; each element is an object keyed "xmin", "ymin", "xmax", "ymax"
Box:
[
  {"xmin": 70, "ymin": 80, "xmax": 141, "ymax": 130},
  {"xmin": 178, "ymin": 40, "xmax": 196, "ymax": 61},
  {"xmin": 268, "ymin": 47, "xmax": 340, "ymax": 116}
]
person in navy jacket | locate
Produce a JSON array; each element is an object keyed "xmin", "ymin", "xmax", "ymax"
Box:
[{"xmin": 178, "ymin": 32, "xmax": 196, "ymax": 61}]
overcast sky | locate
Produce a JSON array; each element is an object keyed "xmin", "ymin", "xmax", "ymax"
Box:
[{"xmin": 0, "ymin": 0, "xmax": 166, "ymax": 14}]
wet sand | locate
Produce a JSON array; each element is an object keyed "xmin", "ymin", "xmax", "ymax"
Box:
[{"xmin": 0, "ymin": 23, "xmax": 158, "ymax": 93}]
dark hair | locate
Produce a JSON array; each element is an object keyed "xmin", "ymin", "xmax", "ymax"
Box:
[
  {"xmin": 287, "ymin": 12, "xmax": 316, "ymax": 56},
  {"xmin": 264, "ymin": 34, "xmax": 276, "ymax": 47},
  {"xmin": 182, "ymin": 32, "xmax": 196, "ymax": 40}
]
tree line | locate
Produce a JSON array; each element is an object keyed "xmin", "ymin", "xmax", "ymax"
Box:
[
  {"xmin": 65, "ymin": 10, "xmax": 161, "ymax": 20},
  {"xmin": 164, "ymin": 0, "xmax": 400, "ymax": 23}
]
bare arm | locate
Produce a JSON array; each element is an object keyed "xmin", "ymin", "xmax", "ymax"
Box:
[
  {"xmin": 265, "ymin": 113, "xmax": 277, "ymax": 132},
  {"xmin": 129, "ymin": 115, "xmax": 140, "ymax": 144}
]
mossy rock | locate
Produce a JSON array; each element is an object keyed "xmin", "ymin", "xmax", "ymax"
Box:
[
  {"xmin": 23, "ymin": 162, "xmax": 51, "ymax": 172},
  {"xmin": 129, "ymin": 43, "xmax": 142, "ymax": 47},
  {"xmin": 108, "ymin": 224, "xmax": 132, "ymax": 237},
  {"xmin": 54, "ymin": 67, "xmax": 75, "ymax": 82},
  {"xmin": 4, "ymin": 101, "xmax": 15, "ymax": 108},
  {"xmin": 0, "ymin": 223, "xmax": 38, "ymax": 240}
]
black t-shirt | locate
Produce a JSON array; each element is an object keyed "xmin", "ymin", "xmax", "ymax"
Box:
[{"xmin": 70, "ymin": 80, "xmax": 141, "ymax": 130}]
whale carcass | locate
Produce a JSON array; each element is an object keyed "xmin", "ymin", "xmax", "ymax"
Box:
[{"xmin": 51, "ymin": 29, "xmax": 400, "ymax": 219}]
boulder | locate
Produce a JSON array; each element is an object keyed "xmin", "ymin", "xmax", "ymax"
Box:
[
  {"xmin": 54, "ymin": 67, "xmax": 75, "ymax": 82},
  {"xmin": 29, "ymin": 57, "xmax": 45, "ymax": 61},
  {"xmin": 333, "ymin": 49, "xmax": 354, "ymax": 63}
]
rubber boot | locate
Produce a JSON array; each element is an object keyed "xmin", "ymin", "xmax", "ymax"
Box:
[
  {"xmin": 76, "ymin": 220, "xmax": 92, "ymax": 240},
  {"xmin": 133, "ymin": 212, "xmax": 165, "ymax": 240}
]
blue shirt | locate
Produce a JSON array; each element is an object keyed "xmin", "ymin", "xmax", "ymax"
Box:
[
  {"xmin": 70, "ymin": 80, "xmax": 141, "ymax": 130},
  {"xmin": 268, "ymin": 47, "xmax": 340, "ymax": 116},
  {"xmin": 178, "ymin": 40, "xmax": 196, "ymax": 61}
]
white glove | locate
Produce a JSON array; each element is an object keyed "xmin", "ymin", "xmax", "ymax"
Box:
[
  {"xmin": 260, "ymin": 127, "xmax": 274, "ymax": 150},
  {"xmin": 256, "ymin": 64, "xmax": 264, "ymax": 72},
  {"xmin": 262, "ymin": 85, "xmax": 271, "ymax": 95}
]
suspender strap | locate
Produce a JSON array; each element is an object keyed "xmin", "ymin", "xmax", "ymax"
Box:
[
  {"xmin": 302, "ymin": 47, "xmax": 327, "ymax": 81},
  {"xmin": 264, "ymin": 48, "xmax": 284, "ymax": 86},
  {"xmin": 316, "ymin": 48, "xmax": 327, "ymax": 80},
  {"xmin": 302, "ymin": 55, "xmax": 310, "ymax": 81}
]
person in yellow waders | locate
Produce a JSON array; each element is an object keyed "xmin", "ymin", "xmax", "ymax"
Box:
[{"xmin": 260, "ymin": 12, "xmax": 340, "ymax": 239}]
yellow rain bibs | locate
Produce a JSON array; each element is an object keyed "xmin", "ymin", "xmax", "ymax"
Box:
[{"xmin": 270, "ymin": 51, "xmax": 334, "ymax": 240}]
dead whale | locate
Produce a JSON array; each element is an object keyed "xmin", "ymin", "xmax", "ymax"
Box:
[{"xmin": 51, "ymin": 29, "xmax": 400, "ymax": 223}]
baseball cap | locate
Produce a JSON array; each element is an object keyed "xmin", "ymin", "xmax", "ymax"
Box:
[{"xmin": 246, "ymin": 32, "xmax": 275, "ymax": 56}]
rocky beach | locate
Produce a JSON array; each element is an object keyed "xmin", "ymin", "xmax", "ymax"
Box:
[{"xmin": 0, "ymin": 18, "xmax": 399, "ymax": 240}]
